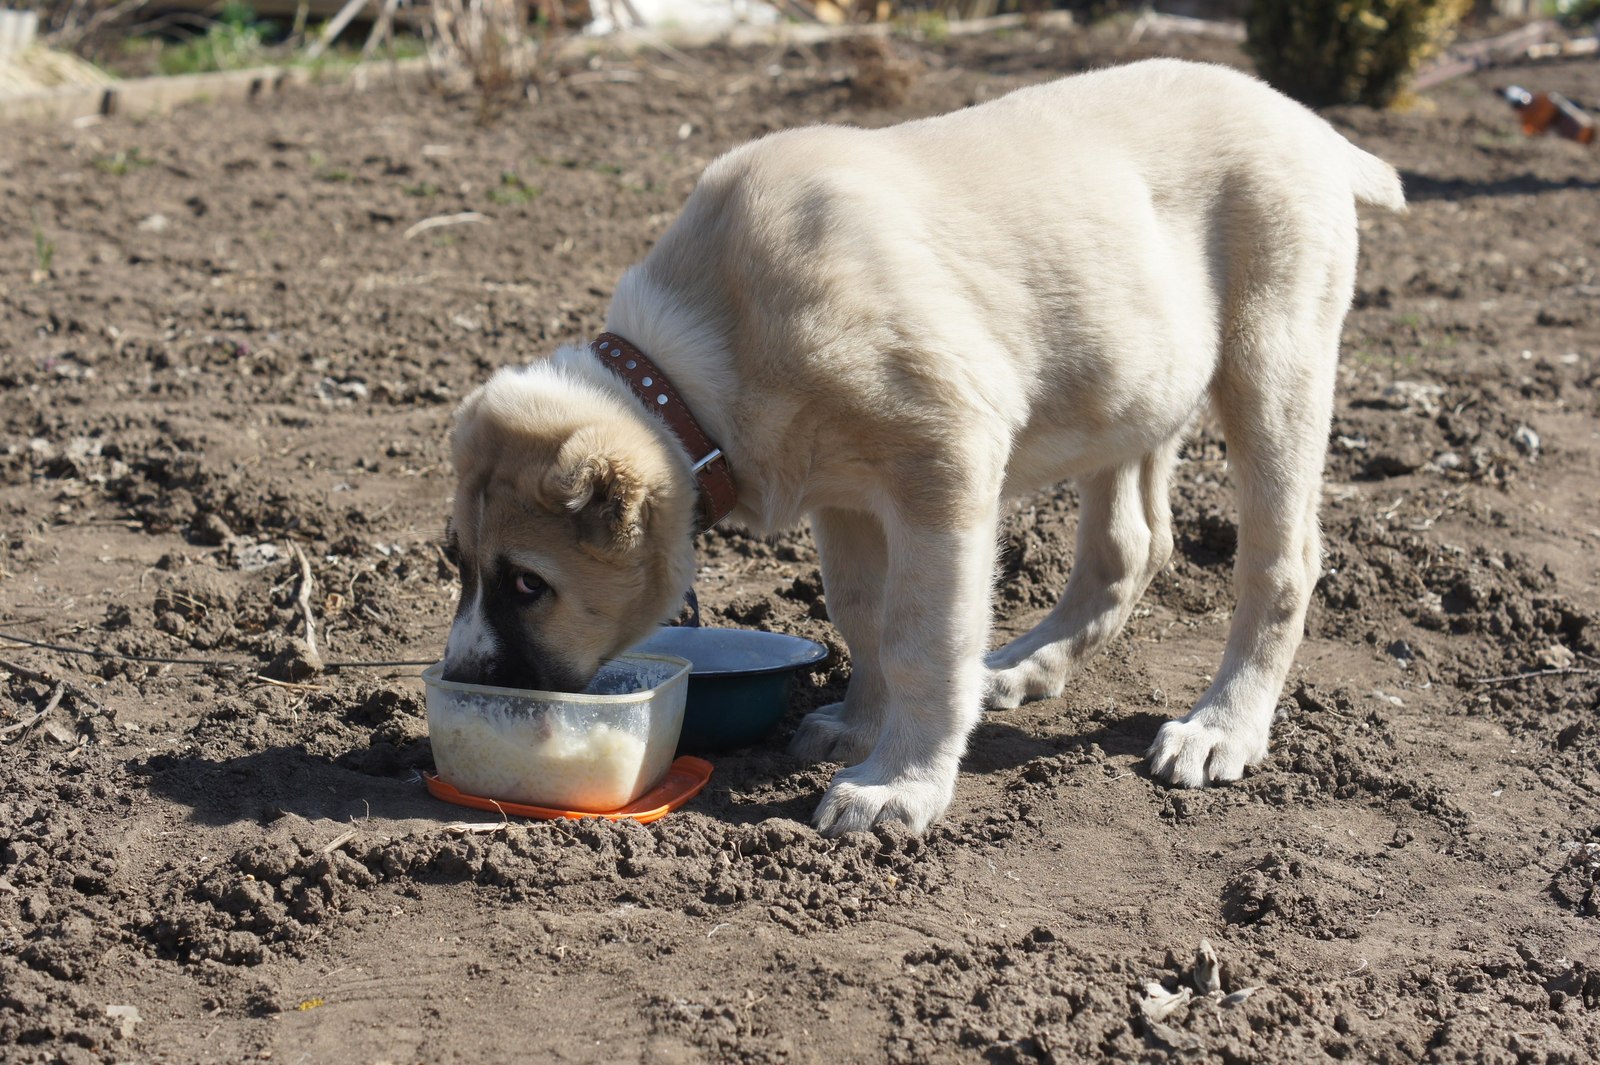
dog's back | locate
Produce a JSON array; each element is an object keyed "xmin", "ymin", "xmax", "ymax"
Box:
[{"xmin": 887, "ymin": 59, "xmax": 1403, "ymax": 210}]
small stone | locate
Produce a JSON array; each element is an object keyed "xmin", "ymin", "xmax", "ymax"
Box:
[
  {"xmin": 1536, "ymin": 645, "xmax": 1576, "ymax": 670},
  {"xmin": 41, "ymin": 718, "xmax": 78, "ymax": 745},
  {"xmin": 1140, "ymin": 982, "xmax": 1192, "ymax": 1022},
  {"xmin": 137, "ymin": 213, "xmax": 169, "ymax": 233},
  {"xmin": 233, "ymin": 541, "xmax": 281, "ymax": 572},
  {"xmin": 316, "ymin": 377, "xmax": 369, "ymax": 405},
  {"xmin": 1378, "ymin": 380, "xmax": 1444, "ymax": 416},
  {"xmin": 1221, "ymin": 987, "xmax": 1261, "ymax": 1008},
  {"xmin": 1193, "ymin": 939, "xmax": 1222, "ymax": 995},
  {"xmin": 191, "ymin": 511, "xmax": 237, "ymax": 548},
  {"xmin": 1364, "ymin": 444, "xmax": 1424, "ymax": 478},
  {"xmin": 105, "ymin": 1004, "xmax": 142, "ymax": 1038},
  {"xmin": 1512, "ymin": 425, "xmax": 1541, "ymax": 457}
]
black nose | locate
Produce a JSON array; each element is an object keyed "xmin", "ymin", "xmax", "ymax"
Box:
[
  {"xmin": 441, "ymin": 657, "xmax": 541, "ymax": 690},
  {"xmin": 440, "ymin": 661, "xmax": 479, "ymax": 686}
]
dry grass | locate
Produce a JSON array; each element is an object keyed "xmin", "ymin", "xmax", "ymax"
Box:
[
  {"xmin": 424, "ymin": 0, "xmax": 539, "ymax": 107},
  {"xmin": 843, "ymin": 35, "xmax": 922, "ymax": 107}
]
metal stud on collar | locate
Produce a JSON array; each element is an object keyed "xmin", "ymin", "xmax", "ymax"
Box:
[{"xmin": 589, "ymin": 331, "xmax": 737, "ymax": 530}]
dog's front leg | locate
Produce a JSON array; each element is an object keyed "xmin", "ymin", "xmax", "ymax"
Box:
[
  {"xmin": 790, "ymin": 507, "xmax": 889, "ymax": 766},
  {"xmin": 812, "ymin": 502, "xmax": 998, "ymax": 837}
]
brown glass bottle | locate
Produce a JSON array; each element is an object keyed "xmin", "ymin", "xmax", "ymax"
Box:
[{"xmin": 1500, "ymin": 85, "xmax": 1596, "ymax": 145}]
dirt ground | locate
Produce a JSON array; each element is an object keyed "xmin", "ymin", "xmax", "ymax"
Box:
[{"xmin": 3, "ymin": 18, "xmax": 1600, "ymax": 1064}]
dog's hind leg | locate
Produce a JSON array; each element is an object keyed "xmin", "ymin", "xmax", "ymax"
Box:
[
  {"xmin": 790, "ymin": 507, "xmax": 888, "ymax": 765},
  {"xmin": 1148, "ymin": 301, "xmax": 1342, "ymax": 787},
  {"xmin": 812, "ymin": 495, "xmax": 1000, "ymax": 836},
  {"xmin": 985, "ymin": 439, "xmax": 1178, "ymax": 709}
]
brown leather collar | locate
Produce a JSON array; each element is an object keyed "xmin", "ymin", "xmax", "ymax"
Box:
[{"xmin": 591, "ymin": 332, "xmax": 737, "ymax": 531}]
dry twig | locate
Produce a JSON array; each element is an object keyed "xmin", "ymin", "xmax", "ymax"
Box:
[
  {"xmin": 1469, "ymin": 667, "xmax": 1596, "ymax": 687},
  {"xmin": 362, "ymin": 0, "xmax": 402, "ymax": 60},
  {"xmin": 291, "ymin": 542, "xmax": 319, "ymax": 660},
  {"xmin": 0, "ymin": 682, "xmax": 65, "ymax": 741},
  {"xmin": 443, "ymin": 821, "xmax": 511, "ymax": 835},
  {"xmin": 320, "ymin": 827, "xmax": 359, "ymax": 854},
  {"xmin": 3, "ymin": 630, "xmax": 435, "ymax": 671},
  {"xmin": 3, "ymin": 630, "xmax": 430, "ymax": 673},
  {"xmin": 0, "ymin": 656, "xmax": 63, "ymax": 688},
  {"xmin": 305, "ymin": 0, "xmax": 371, "ymax": 63},
  {"xmin": 0, "ymin": 654, "xmax": 105, "ymax": 710},
  {"xmin": 251, "ymin": 674, "xmax": 329, "ymax": 692},
  {"xmin": 403, "ymin": 212, "xmax": 487, "ymax": 240}
]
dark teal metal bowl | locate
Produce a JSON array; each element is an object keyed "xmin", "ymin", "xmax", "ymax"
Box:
[{"xmin": 631, "ymin": 627, "xmax": 830, "ymax": 753}]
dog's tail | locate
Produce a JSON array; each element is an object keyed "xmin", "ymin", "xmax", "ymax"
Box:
[{"xmin": 1345, "ymin": 140, "xmax": 1406, "ymax": 213}]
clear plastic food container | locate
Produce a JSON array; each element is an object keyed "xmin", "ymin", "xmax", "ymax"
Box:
[{"xmin": 422, "ymin": 653, "xmax": 691, "ymax": 813}]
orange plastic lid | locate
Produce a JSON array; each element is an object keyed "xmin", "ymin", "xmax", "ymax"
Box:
[{"xmin": 423, "ymin": 756, "xmax": 714, "ymax": 824}]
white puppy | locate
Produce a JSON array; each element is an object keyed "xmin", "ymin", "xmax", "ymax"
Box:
[{"xmin": 442, "ymin": 58, "xmax": 1405, "ymax": 836}]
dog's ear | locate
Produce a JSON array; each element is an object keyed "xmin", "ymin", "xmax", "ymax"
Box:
[{"xmin": 550, "ymin": 430, "xmax": 652, "ymax": 554}]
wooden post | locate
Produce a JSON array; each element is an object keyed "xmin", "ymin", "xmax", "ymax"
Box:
[
  {"xmin": 362, "ymin": 0, "xmax": 401, "ymax": 58},
  {"xmin": 305, "ymin": 0, "xmax": 372, "ymax": 62}
]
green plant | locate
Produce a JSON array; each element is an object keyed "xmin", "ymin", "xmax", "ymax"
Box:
[
  {"xmin": 293, "ymin": 33, "xmax": 428, "ymax": 75},
  {"xmin": 1554, "ymin": 0, "xmax": 1600, "ymax": 26},
  {"xmin": 487, "ymin": 172, "xmax": 540, "ymax": 204},
  {"xmin": 93, "ymin": 148, "xmax": 154, "ymax": 175},
  {"xmin": 896, "ymin": 12, "xmax": 950, "ymax": 44},
  {"xmin": 1354, "ymin": 344, "xmax": 1419, "ymax": 383},
  {"xmin": 155, "ymin": 3, "xmax": 277, "ymax": 76},
  {"xmin": 30, "ymin": 212, "xmax": 54, "ymax": 276},
  {"xmin": 404, "ymin": 181, "xmax": 443, "ymax": 197},
  {"xmin": 1245, "ymin": 0, "xmax": 1472, "ymax": 108}
]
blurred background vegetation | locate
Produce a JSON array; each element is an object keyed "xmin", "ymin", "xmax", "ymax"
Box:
[
  {"xmin": 3, "ymin": 0, "xmax": 1588, "ymax": 107},
  {"xmin": 2, "ymin": 0, "xmax": 1143, "ymax": 79},
  {"xmin": 1247, "ymin": 0, "xmax": 1474, "ymax": 107}
]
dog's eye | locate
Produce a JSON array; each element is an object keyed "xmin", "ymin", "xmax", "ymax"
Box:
[{"xmin": 511, "ymin": 571, "xmax": 548, "ymax": 599}]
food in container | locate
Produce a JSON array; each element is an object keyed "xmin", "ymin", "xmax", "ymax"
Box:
[{"xmin": 422, "ymin": 653, "xmax": 690, "ymax": 812}]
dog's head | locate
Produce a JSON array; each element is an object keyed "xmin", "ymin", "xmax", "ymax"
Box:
[{"xmin": 441, "ymin": 358, "xmax": 698, "ymax": 692}]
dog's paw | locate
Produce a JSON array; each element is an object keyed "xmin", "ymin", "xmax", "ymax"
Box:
[
  {"xmin": 983, "ymin": 661, "xmax": 1065, "ymax": 711},
  {"xmin": 1147, "ymin": 715, "xmax": 1269, "ymax": 788},
  {"xmin": 788, "ymin": 703, "xmax": 879, "ymax": 765},
  {"xmin": 811, "ymin": 760, "xmax": 954, "ymax": 837}
]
